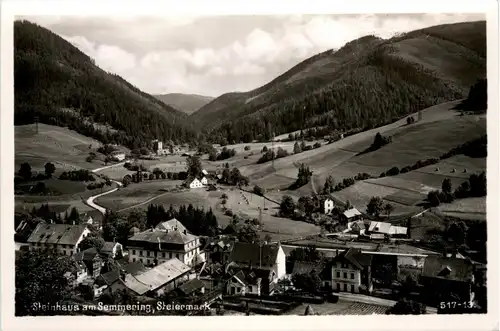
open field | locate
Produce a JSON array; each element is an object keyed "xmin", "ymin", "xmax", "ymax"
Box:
[
  {"xmin": 15, "ymin": 123, "xmax": 124, "ymax": 171},
  {"xmin": 436, "ymin": 197, "xmax": 486, "ymax": 221}
]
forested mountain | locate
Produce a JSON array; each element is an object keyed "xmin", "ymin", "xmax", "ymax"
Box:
[
  {"xmin": 190, "ymin": 21, "xmax": 486, "ymax": 144},
  {"xmin": 15, "ymin": 20, "xmax": 198, "ymax": 149},
  {"xmin": 154, "ymin": 93, "xmax": 214, "ymax": 115}
]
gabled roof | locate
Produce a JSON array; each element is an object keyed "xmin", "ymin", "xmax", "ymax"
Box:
[
  {"xmin": 368, "ymin": 221, "xmax": 392, "ymax": 234},
  {"xmin": 27, "ymin": 223, "xmax": 88, "ymax": 245},
  {"xmin": 343, "ymin": 208, "xmax": 362, "ymax": 219},
  {"xmin": 124, "ymin": 258, "xmax": 191, "ymax": 295},
  {"xmin": 202, "ymin": 169, "xmax": 209, "ymax": 175},
  {"xmin": 389, "ymin": 226, "xmax": 407, "ymax": 235},
  {"xmin": 422, "ymin": 256, "xmax": 474, "ymax": 282},
  {"xmin": 74, "ymin": 247, "xmax": 100, "ymax": 262},
  {"xmin": 232, "ymin": 270, "xmax": 261, "ymax": 286},
  {"xmin": 229, "ymin": 242, "xmax": 281, "ymax": 267},
  {"xmin": 204, "ymin": 237, "xmax": 234, "ymax": 251},
  {"xmin": 154, "ymin": 218, "xmax": 188, "ymax": 234},
  {"xmin": 124, "ymin": 261, "xmax": 147, "ymax": 276},
  {"xmin": 101, "ymin": 242, "xmax": 120, "ymax": 254},
  {"xmin": 333, "ymin": 248, "xmax": 372, "ymax": 270},
  {"xmin": 97, "ymin": 270, "xmax": 120, "ymax": 286},
  {"xmin": 128, "ymin": 229, "xmax": 196, "ymax": 245},
  {"xmin": 177, "ymin": 278, "xmax": 204, "ymax": 296}
]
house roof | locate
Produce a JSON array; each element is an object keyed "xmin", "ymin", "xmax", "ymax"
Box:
[
  {"xmin": 229, "ymin": 242, "xmax": 280, "ymax": 267},
  {"xmin": 348, "ymin": 220, "xmax": 366, "ymax": 230},
  {"xmin": 27, "ymin": 223, "xmax": 88, "ymax": 245},
  {"xmin": 343, "ymin": 208, "xmax": 362, "ymax": 219},
  {"xmin": 101, "ymin": 242, "xmax": 119, "ymax": 254},
  {"xmin": 177, "ymin": 278, "xmax": 204, "ymax": 296},
  {"xmin": 203, "ymin": 237, "xmax": 234, "ymax": 251},
  {"xmin": 73, "ymin": 247, "xmax": 100, "ymax": 262},
  {"xmin": 202, "ymin": 169, "xmax": 208, "ymax": 175},
  {"xmin": 124, "ymin": 261, "xmax": 147, "ymax": 276},
  {"xmin": 232, "ymin": 270, "xmax": 261, "ymax": 286},
  {"xmin": 368, "ymin": 221, "xmax": 392, "ymax": 234},
  {"xmin": 124, "ymin": 258, "xmax": 191, "ymax": 295},
  {"xmin": 292, "ymin": 261, "xmax": 325, "ymax": 276},
  {"xmin": 128, "ymin": 229, "xmax": 196, "ymax": 245},
  {"xmin": 333, "ymin": 248, "xmax": 372, "ymax": 270},
  {"xmin": 422, "ymin": 256, "xmax": 474, "ymax": 282},
  {"xmin": 154, "ymin": 219, "xmax": 188, "ymax": 233},
  {"xmin": 389, "ymin": 226, "xmax": 407, "ymax": 235},
  {"xmin": 98, "ymin": 270, "xmax": 120, "ymax": 286}
]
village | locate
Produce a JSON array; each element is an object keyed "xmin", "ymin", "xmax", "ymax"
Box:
[{"xmin": 15, "ymin": 141, "xmax": 487, "ymax": 316}]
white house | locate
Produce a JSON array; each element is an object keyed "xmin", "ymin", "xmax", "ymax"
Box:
[
  {"xmin": 188, "ymin": 178, "xmax": 204, "ymax": 189},
  {"xmin": 200, "ymin": 177, "xmax": 208, "ymax": 185},
  {"xmin": 227, "ymin": 270, "xmax": 262, "ymax": 296},
  {"xmin": 110, "ymin": 151, "xmax": 126, "ymax": 162},
  {"xmin": 27, "ymin": 223, "xmax": 90, "ymax": 256},
  {"xmin": 228, "ymin": 242, "xmax": 286, "ymax": 283},
  {"xmin": 341, "ymin": 207, "xmax": 363, "ymax": 223},
  {"xmin": 368, "ymin": 221, "xmax": 407, "ymax": 236},
  {"xmin": 127, "ymin": 223, "xmax": 205, "ymax": 267},
  {"xmin": 324, "ymin": 198, "xmax": 334, "ymax": 214},
  {"xmin": 325, "ymin": 248, "xmax": 372, "ymax": 294}
]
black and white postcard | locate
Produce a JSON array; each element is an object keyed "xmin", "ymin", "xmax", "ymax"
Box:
[{"xmin": 1, "ymin": 0, "xmax": 498, "ymax": 330}]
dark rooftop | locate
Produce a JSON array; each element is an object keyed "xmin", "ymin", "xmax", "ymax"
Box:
[
  {"xmin": 422, "ymin": 256, "xmax": 474, "ymax": 282},
  {"xmin": 27, "ymin": 223, "xmax": 88, "ymax": 246}
]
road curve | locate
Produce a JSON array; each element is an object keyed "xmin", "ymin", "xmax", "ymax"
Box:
[{"xmin": 85, "ymin": 162, "xmax": 125, "ymax": 214}]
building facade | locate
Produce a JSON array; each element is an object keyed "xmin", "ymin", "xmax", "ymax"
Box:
[
  {"xmin": 325, "ymin": 248, "xmax": 372, "ymax": 294},
  {"xmin": 324, "ymin": 199, "xmax": 334, "ymax": 215},
  {"xmin": 27, "ymin": 223, "xmax": 90, "ymax": 256},
  {"xmin": 189, "ymin": 178, "xmax": 204, "ymax": 189},
  {"xmin": 127, "ymin": 225, "xmax": 205, "ymax": 267}
]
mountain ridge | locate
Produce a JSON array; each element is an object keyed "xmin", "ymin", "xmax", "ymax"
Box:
[
  {"xmin": 154, "ymin": 93, "xmax": 214, "ymax": 115},
  {"xmin": 189, "ymin": 21, "xmax": 486, "ymax": 144},
  {"xmin": 14, "ymin": 20, "xmax": 197, "ymax": 150}
]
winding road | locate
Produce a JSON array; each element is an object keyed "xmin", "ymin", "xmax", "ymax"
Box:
[{"xmin": 85, "ymin": 162, "xmax": 124, "ymax": 214}]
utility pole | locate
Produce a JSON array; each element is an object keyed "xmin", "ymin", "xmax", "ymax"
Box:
[{"xmin": 34, "ymin": 116, "xmax": 39, "ymax": 134}]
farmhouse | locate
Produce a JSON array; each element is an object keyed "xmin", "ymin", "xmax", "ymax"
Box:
[
  {"xmin": 27, "ymin": 223, "xmax": 90, "ymax": 256},
  {"xmin": 340, "ymin": 208, "xmax": 363, "ymax": 223},
  {"xmin": 200, "ymin": 177, "xmax": 208, "ymax": 185},
  {"xmin": 323, "ymin": 248, "xmax": 372, "ymax": 294},
  {"xmin": 73, "ymin": 247, "xmax": 104, "ymax": 279},
  {"xmin": 203, "ymin": 236, "xmax": 235, "ymax": 264},
  {"xmin": 347, "ymin": 220, "xmax": 367, "ymax": 235},
  {"xmin": 420, "ymin": 256, "xmax": 475, "ymax": 304},
  {"xmin": 227, "ymin": 270, "xmax": 262, "ymax": 296},
  {"xmin": 187, "ymin": 178, "xmax": 204, "ymax": 189},
  {"xmin": 127, "ymin": 224, "xmax": 205, "ymax": 267},
  {"xmin": 227, "ymin": 242, "xmax": 286, "ymax": 295},
  {"xmin": 368, "ymin": 221, "xmax": 407, "ymax": 237},
  {"xmin": 324, "ymin": 198, "xmax": 334, "ymax": 215},
  {"xmin": 110, "ymin": 151, "xmax": 126, "ymax": 162}
]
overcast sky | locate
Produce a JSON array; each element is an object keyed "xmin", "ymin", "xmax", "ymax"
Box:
[{"xmin": 22, "ymin": 14, "xmax": 484, "ymax": 97}]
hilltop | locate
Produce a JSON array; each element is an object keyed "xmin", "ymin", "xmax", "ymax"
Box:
[
  {"xmin": 14, "ymin": 20, "xmax": 198, "ymax": 150},
  {"xmin": 190, "ymin": 21, "xmax": 486, "ymax": 144},
  {"xmin": 154, "ymin": 93, "xmax": 214, "ymax": 115}
]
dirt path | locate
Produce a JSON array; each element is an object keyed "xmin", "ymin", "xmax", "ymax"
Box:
[{"xmin": 85, "ymin": 162, "xmax": 125, "ymax": 214}]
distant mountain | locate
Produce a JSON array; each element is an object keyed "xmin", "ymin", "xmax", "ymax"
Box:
[
  {"xmin": 190, "ymin": 21, "xmax": 486, "ymax": 144},
  {"xmin": 14, "ymin": 20, "xmax": 198, "ymax": 149},
  {"xmin": 154, "ymin": 93, "xmax": 214, "ymax": 115}
]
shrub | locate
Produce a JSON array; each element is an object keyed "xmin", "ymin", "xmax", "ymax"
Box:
[
  {"xmin": 244, "ymin": 146, "xmax": 251, "ymax": 151},
  {"xmin": 313, "ymin": 142, "xmax": 322, "ymax": 149},
  {"xmin": 386, "ymin": 167, "xmax": 400, "ymax": 176}
]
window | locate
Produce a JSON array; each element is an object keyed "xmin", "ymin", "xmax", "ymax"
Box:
[
  {"xmin": 139, "ymin": 251, "xmax": 143, "ymax": 256},
  {"xmin": 343, "ymin": 272, "xmax": 347, "ymax": 279},
  {"xmin": 342, "ymin": 263, "xmax": 347, "ymax": 268},
  {"xmin": 337, "ymin": 283, "xmax": 341, "ymax": 290},
  {"xmin": 147, "ymin": 251, "xmax": 151, "ymax": 257},
  {"xmin": 162, "ymin": 252, "xmax": 165, "ymax": 258},
  {"xmin": 350, "ymin": 273, "xmax": 354, "ymax": 279},
  {"xmin": 336, "ymin": 272, "xmax": 340, "ymax": 278},
  {"xmin": 169, "ymin": 252, "xmax": 172, "ymax": 258},
  {"xmin": 132, "ymin": 258, "xmax": 136, "ymax": 262},
  {"xmin": 133, "ymin": 250, "xmax": 136, "ymax": 255},
  {"xmin": 176, "ymin": 254, "xmax": 179, "ymax": 259},
  {"xmin": 344, "ymin": 284, "xmax": 348, "ymax": 291}
]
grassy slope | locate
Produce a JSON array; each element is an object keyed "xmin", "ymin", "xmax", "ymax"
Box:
[
  {"xmin": 190, "ymin": 22, "xmax": 485, "ymax": 132},
  {"xmin": 154, "ymin": 93, "xmax": 214, "ymax": 115},
  {"xmin": 15, "ymin": 123, "xmax": 125, "ymax": 171}
]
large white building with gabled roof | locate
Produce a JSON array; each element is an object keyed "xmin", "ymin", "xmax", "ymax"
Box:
[{"xmin": 27, "ymin": 223, "xmax": 90, "ymax": 256}]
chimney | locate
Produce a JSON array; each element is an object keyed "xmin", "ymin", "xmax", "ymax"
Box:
[{"xmin": 183, "ymin": 229, "xmax": 187, "ymax": 235}]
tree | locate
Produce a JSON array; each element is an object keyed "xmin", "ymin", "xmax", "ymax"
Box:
[
  {"xmin": 221, "ymin": 199, "xmax": 227, "ymax": 209},
  {"xmin": 447, "ymin": 222, "xmax": 467, "ymax": 245},
  {"xmin": 253, "ymin": 185, "xmax": 265, "ymax": 196},
  {"xmin": 291, "ymin": 271, "xmax": 322, "ymax": 294},
  {"xmin": 289, "ymin": 246, "xmax": 322, "ymax": 262},
  {"xmin": 293, "ymin": 141, "xmax": 302, "ymax": 154},
  {"xmin": 386, "ymin": 299, "xmax": 426, "ymax": 315},
  {"xmin": 186, "ymin": 155, "xmax": 203, "ymax": 179},
  {"xmin": 237, "ymin": 224, "xmax": 259, "ymax": 243},
  {"xmin": 279, "ymin": 195, "xmax": 296, "ymax": 217},
  {"xmin": 122, "ymin": 176, "xmax": 131, "ymax": 187},
  {"xmin": 66, "ymin": 207, "xmax": 80, "ymax": 224},
  {"xmin": 384, "ymin": 203, "xmax": 395, "ymax": 220},
  {"xmin": 261, "ymin": 146, "xmax": 268, "ymax": 153},
  {"xmin": 79, "ymin": 234, "xmax": 105, "ymax": 251},
  {"xmin": 295, "ymin": 164, "xmax": 313, "ymax": 188},
  {"xmin": 366, "ymin": 196, "xmax": 384, "ymax": 217},
  {"xmin": 372, "ymin": 262, "xmax": 396, "ymax": 286},
  {"xmin": 221, "ymin": 193, "xmax": 228, "ymax": 200},
  {"xmin": 298, "ymin": 196, "xmax": 315, "ymax": 215},
  {"xmin": 44, "ymin": 162, "xmax": 56, "ymax": 177},
  {"xmin": 16, "ymin": 250, "xmax": 76, "ymax": 316},
  {"xmin": 322, "ymin": 175, "xmax": 335, "ymax": 194},
  {"xmin": 442, "ymin": 178, "xmax": 452, "ymax": 194},
  {"xmin": 427, "ymin": 190, "xmax": 441, "ymax": 207},
  {"xmin": 18, "ymin": 163, "xmax": 32, "ymax": 181}
]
